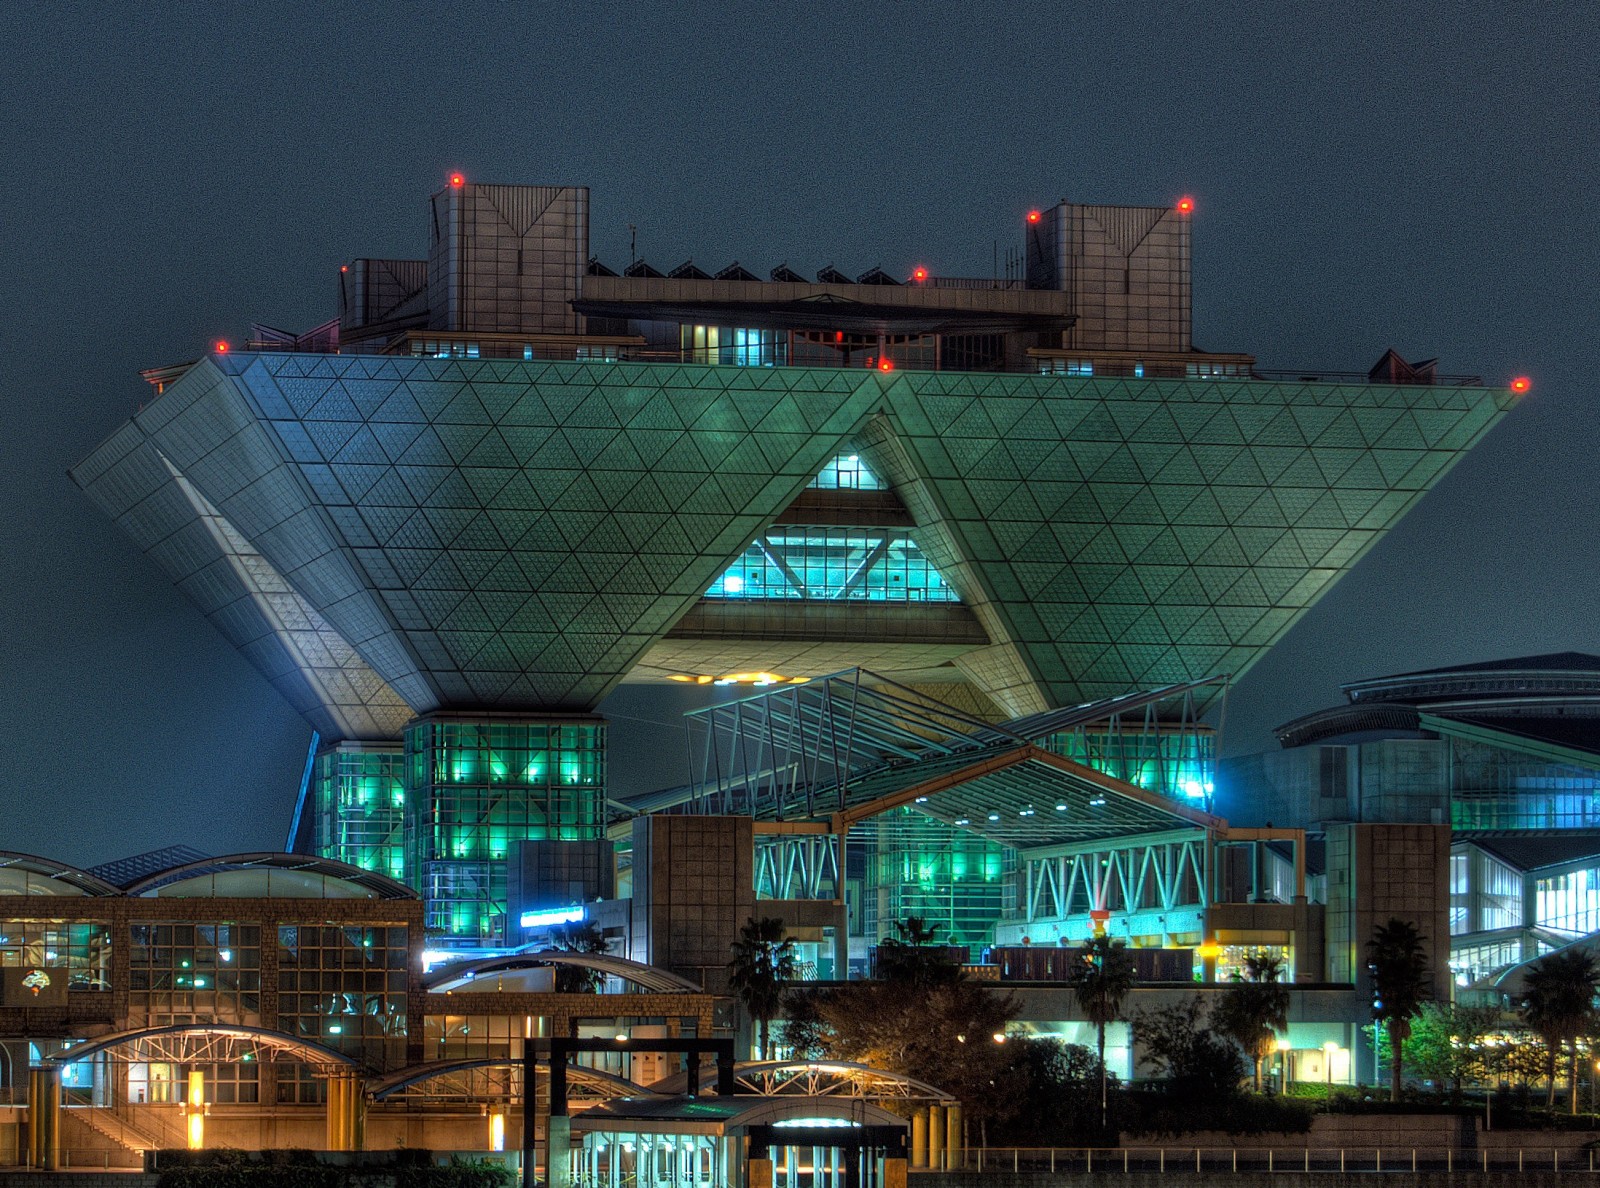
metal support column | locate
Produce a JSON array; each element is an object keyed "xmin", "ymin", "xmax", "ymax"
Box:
[{"xmin": 27, "ymin": 1065, "xmax": 61, "ymax": 1170}]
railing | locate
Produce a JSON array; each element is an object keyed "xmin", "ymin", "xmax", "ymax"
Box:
[
  {"xmin": 253, "ymin": 339, "xmax": 1491, "ymax": 388},
  {"xmin": 0, "ymin": 1147, "xmax": 147, "ymax": 1170},
  {"xmin": 1251, "ymin": 368, "xmax": 1485, "ymax": 387},
  {"xmin": 917, "ymin": 1146, "xmax": 1600, "ymax": 1174}
]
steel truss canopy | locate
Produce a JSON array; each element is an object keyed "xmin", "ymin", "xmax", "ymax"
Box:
[
  {"xmin": 668, "ymin": 670, "xmax": 1224, "ymax": 850},
  {"xmin": 368, "ymin": 1059, "xmax": 645, "ymax": 1102},
  {"xmin": 649, "ymin": 1060, "xmax": 955, "ymax": 1104},
  {"xmin": 46, "ymin": 1023, "xmax": 358, "ymax": 1070}
]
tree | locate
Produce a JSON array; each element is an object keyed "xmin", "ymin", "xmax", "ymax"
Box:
[
  {"xmin": 1519, "ymin": 948, "xmax": 1600, "ymax": 1112},
  {"xmin": 1368, "ymin": 919, "xmax": 1432, "ymax": 1102},
  {"xmin": 1212, "ymin": 954, "xmax": 1290, "ymax": 1091},
  {"xmin": 1068, "ymin": 935, "xmax": 1136, "ymax": 1129},
  {"xmin": 727, "ymin": 916, "xmax": 797, "ymax": 1060},
  {"xmin": 987, "ymin": 1039, "xmax": 1108, "ymax": 1145},
  {"xmin": 816, "ymin": 977, "xmax": 1021, "ymax": 1144},
  {"xmin": 1131, "ymin": 996, "xmax": 1245, "ymax": 1100},
  {"xmin": 547, "ymin": 921, "xmax": 608, "ymax": 993},
  {"xmin": 874, "ymin": 916, "xmax": 960, "ymax": 987},
  {"xmin": 1399, "ymin": 1003, "xmax": 1503, "ymax": 1099}
]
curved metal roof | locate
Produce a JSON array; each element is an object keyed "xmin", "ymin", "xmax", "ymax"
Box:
[
  {"xmin": 368, "ymin": 1058, "xmax": 650, "ymax": 1101},
  {"xmin": 44, "ymin": 1023, "xmax": 357, "ymax": 1069},
  {"xmin": 426, "ymin": 951, "xmax": 703, "ymax": 994},
  {"xmin": 0, "ymin": 852, "xmax": 121, "ymax": 897},
  {"xmin": 122, "ymin": 852, "xmax": 417, "ymax": 899}
]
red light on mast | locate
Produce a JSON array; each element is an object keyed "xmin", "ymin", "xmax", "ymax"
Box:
[
  {"xmin": 1176, "ymin": 196, "xmax": 1194, "ymax": 214},
  {"xmin": 1510, "ymin": 376, "xmax": 1532, "ymax": 394},
  {"xmin": 449, "ymin": 172, "xmax": 465, "ymax": 187},
  {"xmin": 878, "ymin": 358, "xmax": 895, "ymax": 372},
  {"xmin": 214, "ymin": 340, "xmax": 230, "ymax": 354},
  {"xmin": 912, "ymin": 266, "xmax": 927, "ymax": 282},
  {"xmin": 1026, "ymin": 210, "xmax": 1042, "ymax": 224},
  {"xmin": 339, "ymin": 265, "xmax": 349, "ymax": 273}
]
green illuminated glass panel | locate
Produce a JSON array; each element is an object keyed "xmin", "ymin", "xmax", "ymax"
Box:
[
  {"xmin": 1043, "ymin": 727, "xmax": 1215, "ymax": 806},
  {"xmin": 706, "ymin": 527, "xmax": 960, "ymax": 602},
  {"xmin": 853, "ymin": 808, "xmax": 1009, "ymax": 948},
  {"xmin": 404, "ymin": 718, "xmax": 606, "ymax": 942},
  {"xmin": 314, "ymin": 746, "xmax": 406, "ymax": 883}
]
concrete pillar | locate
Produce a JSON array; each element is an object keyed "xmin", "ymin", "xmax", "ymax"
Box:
[
  {"xmin": 926, "ymin": 1105, "xmax": 943, "ymax": 1170},
  {"xmin": 910, "ymin": 1110, "xmax": 927, "ymax": 1169},
  {"xmin": 547, "ymin": 1113, "xmax": 572, "ymax": 1188},
  {"xmin": 945, "ymin": 1104, "xmax": 962, "ymax": 1169},
  {"xmin": 28, "ymin": 1066, "xmax": 60, "ymax": 1169}
]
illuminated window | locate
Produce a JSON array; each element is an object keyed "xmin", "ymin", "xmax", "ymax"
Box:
[
  {"xmin": 128, "ymin": 922, "xmax": 260, "ymax": 1023},
  {"xmin": 808, "ymin": 455, "xmax": 884, "ymax": 490},
  {"xmin": 705, "ymin": 527, "xmax": 960, "ymax": 603},
  {"xmin": 405, "ymin": 720, "xmax": 606, "ymax": 942},
  {"xmin": 276, "ymin": 924, "xmax": 409, "ymax": 1069}
]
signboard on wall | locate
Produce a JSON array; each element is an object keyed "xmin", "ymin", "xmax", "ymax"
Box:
[{"xmin": 0, "ymin": 966, "xmax": 69, "ymax": 1006}]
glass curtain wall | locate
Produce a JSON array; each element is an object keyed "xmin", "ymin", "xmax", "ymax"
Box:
[{"xmin": 405, "ymin": 719, "xmax": 606, "ymax": 942}]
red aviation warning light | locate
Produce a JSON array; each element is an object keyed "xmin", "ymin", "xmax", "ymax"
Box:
[
  {"xmin": 878, "ymin": 358, "xmax": 895, "ymax": 372},
  {"xmin": 1026, "ymin": 209, "xmax": 1042, "ymax": 224},
  {"xmin": 1511, "ymin": 376, "xmax": 1532, "ymax": 394},
  {"xmin": 214, "ymin": 340, "xmax": 230, "ymax": 354},
  {"xmin": 449, "ymin": 172, "xmax": 465, "ymax": 187},
  {"xmin": 911, "ymin": 266, "xmax": 928, "ymax": 283},
  {"xmin": 1176, "ymin": 196, "xmax": 1194, "ymax": 214}
]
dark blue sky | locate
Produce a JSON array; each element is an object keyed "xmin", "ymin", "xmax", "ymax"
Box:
[{"xmin": 3, "ymin": 4, "xmax": 1596, "ymax": 866}]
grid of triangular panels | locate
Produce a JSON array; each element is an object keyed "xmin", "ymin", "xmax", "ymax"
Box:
[
  {"xmin": 74, "ymin": 354, "xmax": 1511, "ymax": 728},
  {"xmin": 219, "ymin": 353, "xmax": 891, "ymax": 710},
  {"xmin": 859, "ymin": 371, "xmax": 1512, "ymax": 715}
]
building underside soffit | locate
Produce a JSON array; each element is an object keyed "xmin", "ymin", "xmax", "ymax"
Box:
[{"xmin": 73, "ymin": 356, "xmax": 1512, "ymax": 729}]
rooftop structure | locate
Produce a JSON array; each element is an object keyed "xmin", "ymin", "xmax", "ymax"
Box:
[{"xmin": 72, "ymin": 176, "xmax": 1518, "ymax": 947}]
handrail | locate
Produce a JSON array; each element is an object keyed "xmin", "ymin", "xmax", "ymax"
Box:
[
  {"xmin": 221, "ymin": 342, "xmax": 1497, "ymax": 388},
  {"xmin": 916, "ymin": 1145, "xmax": 1600, "ymax": 1174}
]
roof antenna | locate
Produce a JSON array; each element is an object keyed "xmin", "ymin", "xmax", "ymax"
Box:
[{"xmin": 628, "ymin": 224, "xmax": 637, "ymax": 268}]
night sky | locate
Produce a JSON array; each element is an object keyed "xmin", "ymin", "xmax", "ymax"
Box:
[{"xmin": 3, "ymin": 4, "xmax": 1597, "ymax": 868}]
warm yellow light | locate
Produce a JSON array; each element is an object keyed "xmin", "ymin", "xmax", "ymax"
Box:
[
  {"xmin": 187, "ymin": 1070, "xmax": 204, "ymax": 1109},
  {"xmin": 670, "ymin": 670, "xmax": 808, "ymax": 687},
  {"xmin": 1323, "ymin": 1041, "xmax": 1338, "ymax": 1054},
  {"xmin": 1196, "ymin": 942, "xmax": 1222, "ymax": 959},
  {"xmin": 1276, "ymin": 1037, "xmax": 1292, "ymax": 1052},
  {"xmin": 186, "ymin": 1112, "xmax": 204, "ymax": 1150},
  {"xmin": 489, "ymin": 1111, "xmax": 505, "ymax": 1152}
]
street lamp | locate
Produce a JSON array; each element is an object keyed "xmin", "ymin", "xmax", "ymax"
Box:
[
  {"xmin": 1276, "ymin": 1037, "xmax": 1292, "ymax": 1093},
  {"xmin": 1323, "ymin": 1041, "xmax": 1338, "ymax": 1107}
]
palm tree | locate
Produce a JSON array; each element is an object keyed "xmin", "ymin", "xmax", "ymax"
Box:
[
  {"xmin": 1368, "ymin": 919, "xmax": 1432, "ymax": 1102},
  {"xmin": 1068, "ymin": 935, "xmax": 1136, "ymax": 1129},
  {"xmin": 876, "ymin": 916, "xmax": 958, "ymax": 987},
  {"xmin": 728, "ymin": 916, "xmax": 798, "ymax": 1060},
  {"xmin": 547, "ymin": 921, "xmax": 608, "ymax": 993},
  {"xmin": 1213, "ymin": 954, "xmax": 1290, "ymax": 1091},
  {"xmin": 1519, "ymin": 948, "xmax": 1600, "ymax": 1112}
]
